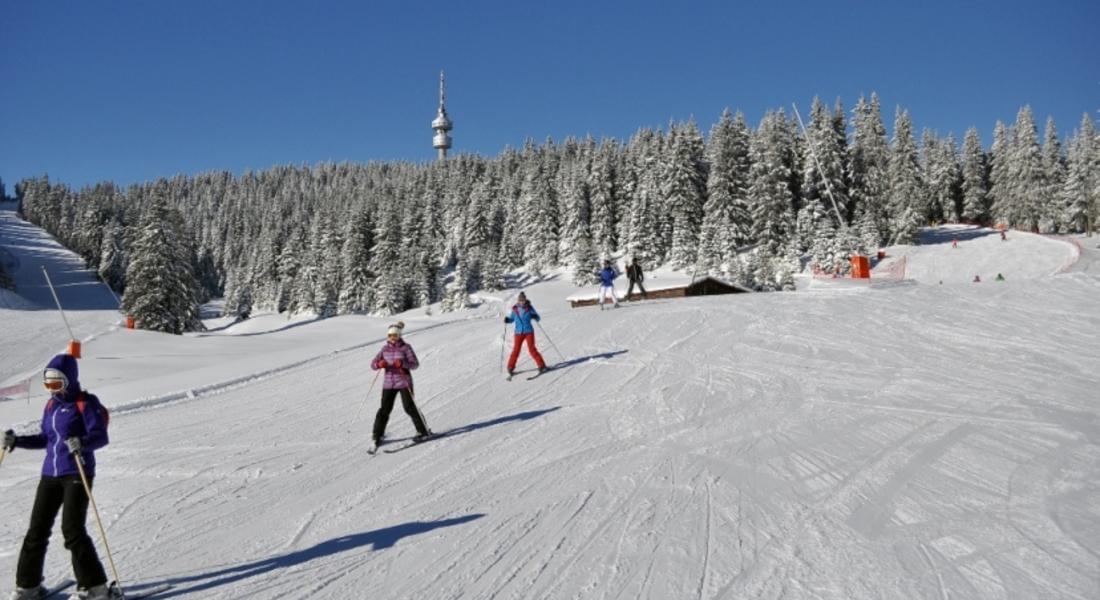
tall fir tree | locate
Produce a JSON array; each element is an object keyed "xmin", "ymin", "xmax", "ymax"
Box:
[
  {"xmin": 886, "ymin": 108, "xmax": 924, "ymax": 244},
  {"xmin": 989, "ymin": 121, "xmax": 1013, "ymax": 227},
  {"xmin": 748, "ymin": 111, "xmax": 796, "ymax": 255},
  {"xmin": 1008, "ymin": 106, "xmax": 1046, "ymax": 230},
  {"xmin": 588, "ymin": 140, "xmax": 618, "ymax": 256},
  {"xmin": 121, "ymin": 195, "xmax": 203, "ymax": 334},
  {"xmin": 665, "ymin": 119, "xmax": 706, "ymax": 269},
  {"xmin": 1040, "ymin": 117, "xmax": 1066, "ymax": 232},
  {"xmin": 700, "ymin": 109, "xmax": 751, "ymax": 273},
  {"xmin": 960, "ymin": 127, "xmax": 989, "ymax": 223},
  {"xmin": 849, "ymin": 94, "xmax": 891, "ymax": 247},
  {"xmin": 1062, "ymin": 114, "xmax": 1098, "ymax": 235},
  {"xmin": 337, "ymin": 205, "xmax": 375, "ymax": 313}
]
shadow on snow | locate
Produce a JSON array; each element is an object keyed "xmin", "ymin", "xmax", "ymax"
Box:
[{"xmin": 150, "ymin": 514, "xmax": 485, "ymax": 597}]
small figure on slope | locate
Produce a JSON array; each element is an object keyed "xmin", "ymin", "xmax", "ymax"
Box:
[
  {"xmin": 369, "ymin": 322, "xmax": 432, "ymax": 453},
  {"xmin": 503, "ymin": 292, "xmax": 548, "ymax": 379},
  {"xmin": 995, "ymin": 273, "xmax": 1005, "ymax": 281},
  {"xmin": 625, "ymin": 257, "xmax": 647, "ymax": 301},
  {"xmin": 596, "ymin": 260, "xmax": 620, "ymax": 309},
  {"xmin": 3, "ymin": 355, "xmax": 120, "ymax": 600},
  {"xmin": 973, "ymin": 275, "xmax": 981, "ymax": 283}
]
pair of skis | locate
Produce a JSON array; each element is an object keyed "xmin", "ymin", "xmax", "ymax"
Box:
[
  {"xmin": 367, "ymin": 431, "xmax": 446, "ymax": 455},
  {"xmin": 505, "ymin": 365, "xmax": 555, "ymax": 382},
  {"xmin": 43, "ymin": 580, "xmax": 172, "ymax": 599}
]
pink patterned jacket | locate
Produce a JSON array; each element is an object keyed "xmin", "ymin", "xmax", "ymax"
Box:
[{"xmin": 371, "ymin": 339, "xmax": 419, "ymax": 390}]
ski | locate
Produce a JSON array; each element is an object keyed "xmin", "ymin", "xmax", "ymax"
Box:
[
  {"xmin": 526, "ymin": 366, "xmax": 556, "ymax": 381},
  {"xmin": 120, "ymin": 583, "xmax": 173, "ymax": 599},
  {"xmin": 43, "ymin": 579, "xmax": 75, "ymax": 599},
  {"xmin": 383, "ymin": 431, "xmax": 447, "ymax": 454}
]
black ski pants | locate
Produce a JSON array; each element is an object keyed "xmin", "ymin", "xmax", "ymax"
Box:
[
  {"xmin": 626, "ymin": 279, "xmax": 647, "ymax": 299},
  {"xmin": 373, "ymin": 388, "xmax": 429, "ymax": 441},
  {"xmin": 16, "ymin": 475, "xmax": 108, "ymax": 589}
]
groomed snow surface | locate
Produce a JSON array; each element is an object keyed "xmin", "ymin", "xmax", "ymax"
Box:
[{"xmin": 2, "ymin": 208, "xmax": 1099, "ymax": 599}]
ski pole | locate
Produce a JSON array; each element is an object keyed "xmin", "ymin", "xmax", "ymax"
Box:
[
  {"xmin": 0, "ymin": 447, "xmax": 7, "ymax": 469},
  {"xmin": 41, "ymin": 267, "xmax": 76, "ymax": 341},
  {"xmin": 72, "ymin": 450, "xmax": 125, "ymax": 597},
  {"xmin": 535, "ymin": 321, "xmax": 565, "ymax": 363},
  {"xmin": 350, "ymin": 369, "xmax": 383, "ymax": 429}
]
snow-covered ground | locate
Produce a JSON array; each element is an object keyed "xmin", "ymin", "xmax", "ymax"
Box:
[{"xmin": 2, "ymin": 209, "xmax": 1098, "ymax": 599}]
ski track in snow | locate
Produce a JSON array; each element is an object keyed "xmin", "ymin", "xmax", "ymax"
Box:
[{"xmin": 2, "ymin": 221, "xmax": 1099, "ymax": 599}]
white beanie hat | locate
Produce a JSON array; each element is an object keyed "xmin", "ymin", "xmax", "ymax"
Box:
[{"xmin": 386, "ymin": 321, "xmax": 405, "ymax": 337}]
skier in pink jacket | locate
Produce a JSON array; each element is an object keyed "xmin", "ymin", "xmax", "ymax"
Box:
[{"xmin": 369, "ymin": 322, "xmax": 431, "ymax": 452}]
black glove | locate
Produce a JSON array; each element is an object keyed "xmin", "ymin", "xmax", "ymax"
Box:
[
  {"xmin": 503, "ymin": 317, "xmax": 509, "ymax": 324},
  {"xmin": 2, "ymin": 429, "xmax": 15, "ymax": 451}
]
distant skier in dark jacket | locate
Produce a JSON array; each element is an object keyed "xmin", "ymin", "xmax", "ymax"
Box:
[
  {"xmin": 504, "ymin": 292, "xmax": 548, "ymax": 377},
  {"xmin": 596, "ymin": 261, "xmax": 620, "ymax": 309},
  {"xmin": 4, "ymin": 354, "xmax": 118, "ymax": 600},
  {"xmin": 625, "ymin": 257, "xmax": 647, "ymax": 301},
  {"xmin": 369, "ymin": 322, "xmax": 431, "ymax": 453}
]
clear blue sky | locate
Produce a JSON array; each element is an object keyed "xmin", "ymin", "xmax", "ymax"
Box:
[{"xmin": 1, "ymin": 0, "xmax": 1097, "ymax": 189}]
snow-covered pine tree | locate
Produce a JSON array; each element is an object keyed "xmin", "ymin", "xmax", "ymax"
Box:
[
  {"xmin": 369, "ymin": 198, "xmax": 406, "ymax": 316},
  {"xmin": 1040, "ymin": 117, "xmax": 1066, "ymax": 232},
  {"xmin": 588, "ymin": 140, "xmax": 618, "ymax": 256},
  {"xmin": 222, "ymin": 262, "xmax": 253, "ymax": 318},
  {"xmin": 462, "ymin": 172, "xmax": 497, "ymax": 292},
  {"xmin": 250, "ymin": 228, "xmax": 282, "ymax": 312},
  {"xmin": 624, "ymin": 129, "xmax": 665, "ymax": 264},
  {"xmin": 518, "ymin": 148, "xmax": 559, "ymax": 277},
  {"xmin": 921, "ymin": 131, "xmax": 961, "ymax": 223},
  {"xmin": 886, "ymin": 108, "xmax": 924, "ymax": 244},
  {"xmin": 559, "ymin": 162, "xmax": 599, "ymax": 286},
  {"xmin": 1008, "ymin": 106, "xmax": 1046, "ymax": 231},
  {"xmin": 800, "ymin": 98, "xmax": 847, "ymax": 232},
  {"xmin": 97, "ymin": 218, "xmax": 127, "ymax": 293},
  {"xmin": 1062, "ymin": 113, "xmax": 1098, "ymax": 235},
  {"xmin": 748, "ymin": 111, "xmax": 796, "ymax": 255},
  {"xmin": 960, "ymin": 127, "xmax": 989, "ymax": 224},
  {"xmin": 665, "ymin": 119, "xmax": 706, "ymax": 269},
  {"xmin": 849, "ymin": 94, "xmax": 892, "ymax": 248},
  {"xmin": 988, "ymin": 121, "xmax": 1012, "ymax": 227},
  {"xmin": 441, "ymin": 254, "xmax": 470, "ymax": 312},
  {"xmin": 480, "ymin": 246, "xmax": 506, "ymax": 292},
  {"xmin": 121, "ymin": 194, "xmax": 203, "ymax": 334},
  {"xmin": 275, "ymin": 227, "xmax": 305, "ymax": 313},
  {"xmin": 337, "ymin": 205, "xmax": 375, "ymax": 314},
  {"xmin": 700, "ymin": 109, "xmax": 751, "ymax": 274}
]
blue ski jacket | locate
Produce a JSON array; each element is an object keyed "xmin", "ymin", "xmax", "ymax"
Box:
[
  {"xmin": 13, "ymin": 354, "xmax": 109, "ymax": 478},
  {"xmin": 505, "ymin": 302, "xmax": 541, "ymax": 335},
  {"xmin": 599, "ymin": 266, "xmax": 619, "ymax": 286}
]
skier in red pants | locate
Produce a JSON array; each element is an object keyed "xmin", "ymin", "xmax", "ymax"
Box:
[{"xmin": 504, "ymin": 292, "xmax": 548, "ymax": 378}]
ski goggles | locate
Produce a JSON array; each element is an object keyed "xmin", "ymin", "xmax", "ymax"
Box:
[{"xmin": 43, "ymin": 368, "xmax": 68, "ymax": 392}]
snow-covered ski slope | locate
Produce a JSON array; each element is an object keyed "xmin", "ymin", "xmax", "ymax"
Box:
[{"xmin": 2, "ymin": 209, "xmax": 1099, "ymax": 599}]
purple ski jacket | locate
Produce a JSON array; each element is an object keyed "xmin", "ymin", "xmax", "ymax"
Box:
[
  {"xmin": 371, "ymin": 339, "xmax": 419, "ymax": 390},
  {"xmin": 14, "ymin": 354, "xmax": 109, "ymax": 478}
]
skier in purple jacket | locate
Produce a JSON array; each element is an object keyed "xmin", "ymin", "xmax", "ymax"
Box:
[
  {"xmin": 3, "ymin": 354, "xmax": 117, "ymax": 600},
  {"xmin": 369, "ymin": 322, "xmax": 432, "ymax": 452}
]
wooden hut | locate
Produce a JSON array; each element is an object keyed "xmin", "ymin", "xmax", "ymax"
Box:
[{"xmin": 568, "ymin": 276, "xmax": 750, "ymax": 308}]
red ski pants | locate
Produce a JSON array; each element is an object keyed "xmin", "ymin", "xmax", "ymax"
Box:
[{"xmin": 508, "ymin": 333, "xmax": 546, "ymax": 371}]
